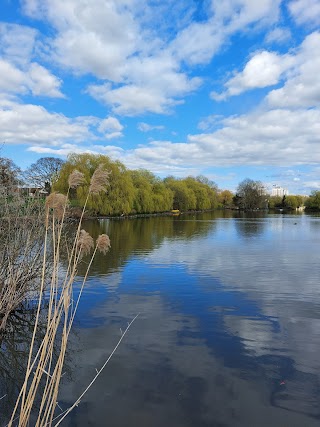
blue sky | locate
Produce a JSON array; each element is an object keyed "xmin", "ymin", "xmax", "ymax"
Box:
[{"xmin": 0, "ymin": 0, "xmax": 320, "ymax": 194}]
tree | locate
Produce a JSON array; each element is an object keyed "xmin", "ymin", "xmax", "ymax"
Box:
[
  {"xmin": 235, "ymin": 178, "xmax": 266, "ymax": 211},
  {"xmin": 130, "ymin": 170, "xmax": 156, "ymax": 213},
  {"xmin": 25, "ymin": 157, "xmax": 64, "ymax": 194},
  {"xmin": 196, "ymin": 175, "xmax": 218, "ymax": 191},
  {"xmin": 283, "ymin": 195, "xmax": 299, "ymax": 210},
  {"xmin": 218, "ymin": 190, "xmax": 234, "ymax": 208},
  {"xmin": 152, "ymin": 182, "xmax": 173, "ymax": 212},
  {"xmin": 305, "ymin": 191, "xmax": 320, "ymax": 211},
  {"xmin": 268, "ymin": 195, "xmax": 283, "ymax": 209},
  {"xmin": 0, "ymin": 157, "xmax": 21, "ymax": 195},
  {"xmin": 164, "ymin": 177, "xmax": 197, "ymax": 211},
  {"xmin": 184, "ymin": 176, "xmax": 220, "ymax": 210},
  {"xmin": 54, "ymin": 153, "xmax": 136, "ymax": 215}
]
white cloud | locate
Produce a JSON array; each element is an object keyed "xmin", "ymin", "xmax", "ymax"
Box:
[
  {"xmin": 0, "ymin": 99, "xmax": 121, "ymax": 147},
  {"xmin": 137, "ymin": 123, "xmax": 165, "ymax": 132},
  {"xmin": 288, "ymin": 0, "xmax": 320, "ymax": 27},
  {"xmin": 303, "ymin": 181, "xmax": 320, "ymax": 190},
  {"xmin": 212, "ymin": 51, "xmax": 294, "ymax": 100},
  {"xmin": 0, "ymin": 59, "xmax": 64, "ymax": 98},
  {"xmin": 87, "ymin": 78, "xmax": 201, "ymax": 115},
  {"xmin": 20, "ymin": 0, "xmax": 283, "ymax": 115},
  {"xmin": 212, "ymin": 31, "xmax": 320, "ymax": 104},
  {"xmin": 97, "ymin": 117, "xmax": 123, "ymax": 140},
  {"xmin": 172, "ymin": 0, "xmax": 281, "ymax": 65},
  {"xmin": 0, "ymin": 23, "xmax": 37, "ymax": 66},
  {"xmin": 27, "ymin": 143, "xmax": 125, "ymax": 158},
  {"xmin": 0, "ymin": 22, "xmax": 63, "ymax": 98},
  {"xmin": 0, "ymin": 59, "xmax": 26, "ymax": 93},
  {"xmin": 0, "ymin": 99, "xmax": 92, "ymax": 145},
  {"xmin": 119, "ymin": 108, "xmax": 320, "ymax": 172},
  {"xmin": 265, "ymin": 27, "xmax": 291, "ymax": 44},
  {"xmin": 267, "ymin": 32, "xmax": 320, "ymax": 108},
  {"xmin": 28, "ymin": 62, "xmax": 64, "ymax": 97},
  {"xmin": 27, "ymin": 144, "xmax": 94, "ymax": 156},
  {"xmin": 197, "ymin": 115, "xmax": 224, "ymax": 131}
]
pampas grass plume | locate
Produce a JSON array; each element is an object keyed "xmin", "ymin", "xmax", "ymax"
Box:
[
  {"xmin": 68, "ymin": 170, "xmax": 85, "ymax": 189},
  {"xmin": 96, "ymin": 234, "xmax": 111, "ymax": 254},
  {"xmin": 45, "ymin": 193, "xmax": 68, "ymax": 220},
  {"xmin": 89, "ymin": 165, "xmax": 110, "ymax": 194},
  {"xmin": 78, "ymin": 229, "xmax": 94, "ymax": 255}
]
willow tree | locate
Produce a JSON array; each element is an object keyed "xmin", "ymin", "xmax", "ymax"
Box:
[
  {"xmin": 183, "ymin": 177, "xmax": 214, "ymax": 210},
  {"xmin": 164, "ymin": 177, "xmax": 197, "ymax": 211},
  {"xmin": 130, "ymin": 169, "xmax": 155, "ymax": 213},
  {"xmin": 152, "ymin": 181, "xmax": 173, "ymax": 212},
  {"xmin": 54, "ymin": 154, "xmax": 135, "ymax": 215},
  {"xmin": 218, "ymin": 190, "xmax": 234, "ymax": 208}
]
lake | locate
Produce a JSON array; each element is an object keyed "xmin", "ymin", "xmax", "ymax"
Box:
[{"xmin": 1, "ymin": 211, "xmax": 320, "ymax": 426}]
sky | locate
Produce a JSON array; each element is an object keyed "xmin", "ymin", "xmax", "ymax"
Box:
[{"xmin": 0, "ymin": 0, "xmax": 320, "ymax": 194}]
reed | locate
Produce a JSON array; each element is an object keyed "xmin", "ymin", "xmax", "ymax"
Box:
[{"xmin": 7, "ymin": 166, "xmax": 137, "ymax": 426}]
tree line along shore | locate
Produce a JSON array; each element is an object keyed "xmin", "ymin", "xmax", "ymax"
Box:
[{"xmin": 1, "ymin": 153, "xmax": 320, "ymax": 215}]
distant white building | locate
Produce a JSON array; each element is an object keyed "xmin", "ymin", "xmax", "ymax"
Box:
[{"xmin": 271, "ymin": 185, "xmax": 289, "ymax": 197}]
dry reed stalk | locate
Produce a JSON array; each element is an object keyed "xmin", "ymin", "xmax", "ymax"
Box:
[{"xmin": 8, "ymin": 165, "xmax": 137, "ymax": 427}]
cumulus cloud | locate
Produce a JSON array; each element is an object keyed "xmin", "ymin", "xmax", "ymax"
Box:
[
  {"xmin": 0, "ymin": 23, "xmax": 37, "ymax": 66},
  {"xmin": 211, "ymin": 51, "xmax": 294, "ymax": 100},
  {"xmin": 267, "ymin": 32, "xmax": 320, "ymax": 108},
  {"xmin": 20, "ymin": 0, "xmax": 283, "ymax": 115},
  {"xmin": 212, "ymin": 31, "xmax": 320, "ymax": 104},
  {"xmin": 0, "ymin": 99, "xmax": 92, "ymax": 145},
  {"xmin": 28, "ymin": 62, "xmax": 64, "ymax": 97},
  {"xmin": 97, "ymin": 117, "xmax": 124, "ymax": 140},
  {"xmin": 0, "ymin": 59, "xmax": 26, "ymax": 93},
  {"xmin": 87, "ymin": 70, "xmax": 202, "ymax": 116},
  {"xmin": 0, "ymin": 22, "xmax": 64, "ymax": 98},
  {"xmin": 0, "ymin": 59, "xmax": 64, "ymax": 98},
  {"xmin": 0, "ymin": 99, "xmax": 122, "ymax": 147},
  {"xmin": 119, "ymin": 108, "xmax": 320, "ymax": 172},
  {"xmin": 288, "ymin": 0, "xmax": 320, "ymax": 27}
]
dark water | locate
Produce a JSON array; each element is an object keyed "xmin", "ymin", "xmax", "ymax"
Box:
[{"xmin": 1, "ymin": 211, "xmax": 320, "ymax": 426}]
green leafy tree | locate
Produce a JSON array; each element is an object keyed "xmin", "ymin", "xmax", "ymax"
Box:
[
  {"xmin": 152, "ymin": 181, "xmax": 173, "ymax": 212},
  {"xmin": 54, "ymin": 154, "xmax": 135, "ymax": 215},
  {"xmin": 184, "ymin": 177, "xmax": 211, "ymax": 210},
  {"xmin": 305, "ymin": 191, "xmax": 320, "ymax": 211},
  {"xmin": 218, "ymin": 190, "xmax": 234, "ymax": 208},
  {"xmin": 283, "ymin": 195, "xmax": 299, "ymax": 210},
  {"xmin": 130, "ymin": 170, "xmax": 155, "ymax": 213},
  {"xmin": 164, "ymin": 177, "xmax": 197, "ymax": 211},
  {"xmin": 268, "ymin": 195, "xmax": 283, "ymax": 209}
]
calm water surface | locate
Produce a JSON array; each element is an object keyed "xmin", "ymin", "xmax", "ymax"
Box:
[{"xmin": 1, "ymin": 212, "xmax": 320, "ymax": 426}]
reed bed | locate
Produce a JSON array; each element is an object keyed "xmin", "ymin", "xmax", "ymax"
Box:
[{"xmin": 7, "ymin": 166, "xmax": 138, "ymax": 426}]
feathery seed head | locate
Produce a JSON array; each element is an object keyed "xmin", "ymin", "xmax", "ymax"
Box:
[
  {"xmin": 89, "ymin": 165, "xmax": 110, "ymax": 194},
  {"xmin": 78, "ymin": 229, "xmax": 94, "ymax": 255},
  {"xmin": 96, "ymin": 234, "xmax": 111, "ymax": 254},
  {"xmin": 68, "ymin": 169, "xmax": 85, "ymax": 189},
  {"xmin": 45, "ymin": 193, "xmax": 68, "ymax": 220}
]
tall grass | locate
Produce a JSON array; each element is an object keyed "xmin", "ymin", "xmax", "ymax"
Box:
[{"xmin": 7, "ymin": 166, "xmax": 138, "ymax": 426}]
